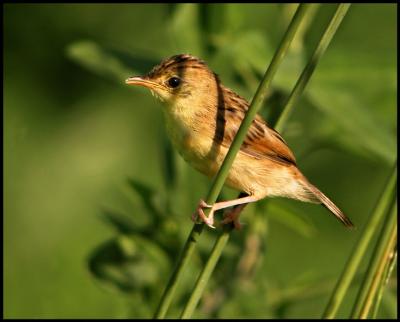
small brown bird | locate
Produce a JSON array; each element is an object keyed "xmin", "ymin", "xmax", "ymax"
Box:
[{"xmin": 126, "ymin": 54, "xmax": 354, "ymax": 229}]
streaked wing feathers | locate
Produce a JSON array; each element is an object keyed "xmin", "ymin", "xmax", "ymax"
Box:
[{"xmin": 217, "ymin": 86, "xmax": 296, "ymax": 166}]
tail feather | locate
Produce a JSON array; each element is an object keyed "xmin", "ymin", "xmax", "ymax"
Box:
[{"xmin": 301, "ymin": 179, "xmax": 355, "ymax": 229}]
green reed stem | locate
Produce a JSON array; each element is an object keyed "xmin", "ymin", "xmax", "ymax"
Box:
[
  {"xmin": 275, "ymin": 3, "xmax": 351, "ymax": 133},
  {"xmin": 322, "ymin": 164, "xmax": 397, "ymax": 318},
  {"xmin": 153, "ymin": 3, "xmax": 315, "ymax": 319},
  {"xmin": 351, "ymin": 200, "xmax": 397, "ymax": 319},
  {"xmin": 153, "ymin": 223, "xmax": 204, "ymax": 318},
  {"xmin": 371, "ymin": 247, "xmax": 397, "ymax": 318},
  {"xmin": 180, "ymin": 3, "xmax": 353, "ymax": 319},
  {"xmin": 180, "ymin": 225, "xmax": 232, "ymax": 318}
]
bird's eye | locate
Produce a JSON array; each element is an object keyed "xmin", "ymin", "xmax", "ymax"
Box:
[{"xmin": 167, "ymin": 77, "xmax": 181, "ymax": 88}]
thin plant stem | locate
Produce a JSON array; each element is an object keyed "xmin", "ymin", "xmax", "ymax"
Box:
[
  {"xmin": 322, "ymin": 164, "xmax": 397, "ymax": 318},
  {"xmin": 154, "ymin": 3, "xmax": 316, "ymax": 319},
  {"xmin": 351, "ymin": 200, "xmax": 397, "ymax": 319},
  {"xmin": 371, "ymin": 248, "xmax": 397, "ymax": 318},
  {"xmin": 180, "ymin": 3, "xmax": 351, "ymax": 319}
]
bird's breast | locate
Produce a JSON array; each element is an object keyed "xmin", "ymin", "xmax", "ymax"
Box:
[{"xmin": 163, "ymin": 109, "xmax": 220, "ymax": 177}]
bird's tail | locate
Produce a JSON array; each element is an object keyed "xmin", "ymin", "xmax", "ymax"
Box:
[{"xmin": 297, "ymin": 174, "xmax": 355, "ymax": 229}]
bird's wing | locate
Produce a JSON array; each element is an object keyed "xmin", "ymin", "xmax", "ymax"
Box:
[{"xmin": 215, "ymin": 87, "xmax": 296, "ymax": 166}]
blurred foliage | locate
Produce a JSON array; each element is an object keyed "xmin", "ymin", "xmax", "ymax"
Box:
[{"xmin": 4, "ymin": 3, "xmax": 396, "ymax": 319}]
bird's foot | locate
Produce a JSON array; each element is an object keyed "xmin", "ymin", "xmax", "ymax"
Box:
[
  {"xmin": 221, "ymin": 208, "xmax": 243, "ymax": 230},
  {"xmin": 191, "ymin": 199, "xmax": 215, "ymax": 228}
]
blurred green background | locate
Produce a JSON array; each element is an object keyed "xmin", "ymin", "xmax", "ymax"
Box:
[{"xmin": 4, "ymin": 3, "xmax": 397, "ymax": 319}]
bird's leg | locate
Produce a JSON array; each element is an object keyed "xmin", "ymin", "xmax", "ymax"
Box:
[
  {"xmin": 212, "ymin": 195, "xmax": 258, "ymax": 211},
  {"xmin": 192, "ymin": 195, "xmax": 258, "ymax": 229},
  {"xmin": 221, "ymin": 203, "xmax": 248, "ymax": 230}
]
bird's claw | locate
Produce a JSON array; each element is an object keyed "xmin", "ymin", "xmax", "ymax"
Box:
[{"xmin": 191, "ymin": 199, "xmax": 215, "ymax": 228}]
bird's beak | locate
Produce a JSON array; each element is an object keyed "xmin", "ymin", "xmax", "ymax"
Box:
[{"xmin": 125, "ymin": 76, "xmax": 165, "ymax": 91}]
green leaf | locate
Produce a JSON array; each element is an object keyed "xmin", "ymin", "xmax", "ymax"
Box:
[
  {"xmin": 88, "ymin": 234, "xmax": 170, "ymax": 293},
  {"xmin": 100, "ymin": 209, "xmax": 137, "ymax": 234},
  {"xmin": 127, "ymin": 178, "xmax": 164, "ymax": 220}
]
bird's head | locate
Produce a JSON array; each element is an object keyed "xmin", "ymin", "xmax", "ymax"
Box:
[{"xmin": 126, "ymin": 54, "xmax": 219, "ymax": 109}]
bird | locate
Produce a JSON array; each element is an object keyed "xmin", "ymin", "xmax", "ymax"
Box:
[{"xmin": 125, "ymin": 54, "xmax": 354, "ymax": 230}]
